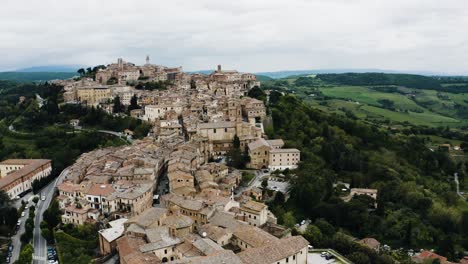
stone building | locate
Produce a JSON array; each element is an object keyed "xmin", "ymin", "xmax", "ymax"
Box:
[
  {"xmin": 248, "ymin": 138, "xmax": 301, "ymax": 171},
  {"xmin": 0, "ymin": 159, "xmax": 52, "ymax": 199}
]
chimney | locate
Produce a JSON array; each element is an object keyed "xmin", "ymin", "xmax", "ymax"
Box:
[{"xmin": 217, "ymin": 65, "xmax": 222, "ymax": 72}]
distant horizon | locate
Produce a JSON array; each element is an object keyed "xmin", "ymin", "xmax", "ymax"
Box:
[
  {"xmin": 2, "ymin": 1, "xmax": 468, "ymax": 75},
  {"xmin": 4, "ymin": 64, "xmax": 465, "ymax": 77}
]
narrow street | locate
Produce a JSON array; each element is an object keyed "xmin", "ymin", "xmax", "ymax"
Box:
[
  {"xmin": 9, "ymin": 204, "xmax": 31, "ymax": 263},
  {"xmin": 235, "ymin": 170, "xmax": 265, "ymax": 197},
  {"xmin": 32, "ymin": 167, "xmax": 69, "ymax": 264}
]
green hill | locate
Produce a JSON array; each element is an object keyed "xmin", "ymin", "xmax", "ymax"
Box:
[
  {"xmin": 262, "ymin": 73, "xmax": 468, "ymax": 128},
  {"xmin": 0, "ymin": 72, "xmax": 77, "ymax": 82}
]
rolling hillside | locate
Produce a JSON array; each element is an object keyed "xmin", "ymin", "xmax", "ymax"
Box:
[{"xmin": 262, "ymin": 73, "xmax": 468, "ymax": 128}]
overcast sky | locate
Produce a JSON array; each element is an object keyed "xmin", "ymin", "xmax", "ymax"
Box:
[{"xmin": 1, "ymin": 0, "xmax": 468, "ymax": 74}]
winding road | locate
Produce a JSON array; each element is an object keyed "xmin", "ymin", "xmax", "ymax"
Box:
[{"xmin": 454, "ymin": 172, "xmax": 466, "ymax": 200}]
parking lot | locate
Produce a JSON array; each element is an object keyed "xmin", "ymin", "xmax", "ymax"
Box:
[
  {"xmin": 47, "ymin": 246, "xmax": 59, "ymax": 264},
  {"xmin": 307, "ymin": 250, "xmax": 353, "ymax": 264},
  {"xmin": 253, "ymin": 176, "xmax": 290, "ymax": 193}
]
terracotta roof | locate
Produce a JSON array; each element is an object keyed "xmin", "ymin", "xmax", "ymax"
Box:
[
  {"xmin": 266, "ymin": 139, "xmax": 284, "ymax": 147},
  {"xmin": 198, "ymin": 121, "xmax": 235, "ymax": 129},
  {"xmin": 185, "ymin": 250, "xmax": 243, "ymax": 264},
  {"xmin": 248, "ymin": 138, "xmax": 270, "ymax": 150},
  {"xmin": 117, "ymin": 236, "xmax": 160, "ymax": 264},
  {"xmin": 237, "ymin": 236, "xmax": 309, "ymax": 264},
  {"xmin": 57, "ymin": 181, "xmax": 81, "ymax": 193},
  {"xmin": 233, "ymin": 226, "xmax": 279, "ymax": 248},
  {"xmin": 269, "ymin": 148, "xmax": 300, "ymax": 153},
  {"xmin": 241, "ymin": 200, "xmax": 267, "ymax": 213},
  {"xmin": 359, "ymin": 237, "xmax": 380, "ymax": 249},
  {"xmin": 163, "ymin": 215, "xmax": 193, "ymax": 229},
  {"xmin": 0, "ymin": 159, "xmax": 51, "ymax": 189},
  {"xmin": 126, "ymin": 207, "xmax": 167, "ymax": 228},
  {"xmin": 86, "ymin": 183, "xmax": 115, "ymax": 197},
  {"xmin": 199, "ymin": 224, "xmax": 231, "ymax": 241},
  {"xmin": 413, "ymin": 250, "xmax": 448, "ymax": 263}
]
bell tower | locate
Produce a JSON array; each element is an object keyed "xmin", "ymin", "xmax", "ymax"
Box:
[{"xmin": 146, "ymin": 55, "xmax": 150, "ymax": 65}]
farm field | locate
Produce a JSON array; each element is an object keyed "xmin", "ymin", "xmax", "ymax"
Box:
[{"xmin": 299, "ymin": 85, "xmax": 468, "ymax": 128}]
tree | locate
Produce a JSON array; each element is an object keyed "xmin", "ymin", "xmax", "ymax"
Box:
[
  {"xmin": 17, "ymin": 244, "xmax": 34, "ymax": 264},
  {"xmin": 43, "ymin": 200, "xmax": 62, "ymax": 229},
  {"xmin": 77, "ymin": 68, "xmax": 85, "ymax": 76},
  {"xmin": 261, "ymin": 178, "xmax": 268, "ymax": 189},
  {"xmin": 112, "ymin": 96, "xmax": 124, "ymax": 113},
  {"xmin": 314, "ymin": 219, "xmax": 336, "ymax": 237},
  {"xmin": 461, "ymin": 142, "xmax": 468, "ymax": 152},
  {"xmin": 282, "ymin": 211, "xmax": 296, "ymax": 228},
  {"xmin": 247, "ymin": 86, "xmax": 266, "ymax": 102},
  {"xmin": 0, "ymin": 190, "xmax": 11, "ymax": 208},
  {"xmin": 226, "ymin": 135, "xmax": 248, "ymax": 169},
  {"xmin": 272, "ymin": 191, "xmax": 285, "ymax": 205},
  {"xmin": 134, "ymin": 122, "xmax": 152, "ymax": 139},
  {"xmin": 41, "ymin": 227, "xmax": 53, "ymax": 243},
  {"xmin": 347, "ymin": 252, "xmax": 371, "ymax": 264},
  {"xmin": 0, "ymin": 191, "xmax": 18, "ymax": 228},
  {"xmin": 128, "ymin": 94, "xmax": 140, "ymax": 112},
  {"xmin": 304, "ymin": 224, "xmax": 323, "ymax": 246}
]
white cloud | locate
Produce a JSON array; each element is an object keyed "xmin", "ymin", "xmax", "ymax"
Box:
[{"xmin": 1, "ymin": 0, "xmax": 467, "ymax": 74}]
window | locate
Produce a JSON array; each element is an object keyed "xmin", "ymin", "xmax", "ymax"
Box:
[
  {"xmin": 286, "ymin": 257, "xmax": 289, "ymax": 263},
  {"xmin": 293, "ymin": 255, "xmax": 296, "ymax": 260},
  {"xmin": 225, "ymin": 128, "xmax": 227, "ymax": 132},
  {"xmin": 214, "ymin": 129, "xmax": 217, "ymax": 133},
  {"xmin": 164, "ymin": 249, "xmax": 167, "ymax": 254}
]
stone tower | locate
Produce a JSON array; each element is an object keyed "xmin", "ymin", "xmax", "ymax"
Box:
[
  {"xmin": 117, "ymin": 58, "xmax": 123, "ymax": 71},
  {"xmin": 146, "ymin": 55, "xmax": 150, "ymax": 65}
]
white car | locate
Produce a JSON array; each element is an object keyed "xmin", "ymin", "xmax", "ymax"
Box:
[
  {"xmin": 21, "ymin": 212, "xmax": 25, "ymax": 217},
  {"xmin": 24, "ymin": 205, "xmax": 28, "ymax": 210},
  {"xmin": 41, "ymin": 195, "xmax": 46, "ymax": 201}
]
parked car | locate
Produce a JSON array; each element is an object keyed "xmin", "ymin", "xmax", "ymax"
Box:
[
  {"xmin": 21, "ymin": 211, "xmax": 25, "ymax": 217},
  {"xmin": 6, "ymin": 257, "xmax": 10, "ymax": 263},
  {"xmin": 41, "ymin": 195, "xmax": 46, "ymax": 201}
]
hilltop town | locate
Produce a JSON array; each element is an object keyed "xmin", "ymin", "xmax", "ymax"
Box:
[
  {"xmin": 42, "ymin": 57, "xmax": 306, "ymax": 263},
  {"xmin": 3, "ymin": 56, "xmax": 466, "ymax": 264}
]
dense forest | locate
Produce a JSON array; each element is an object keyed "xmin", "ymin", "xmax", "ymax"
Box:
[
  {"xmin": 313, "ymin": 72, "xmax": 468, "ymax": 94},
  {"xmin": 262, "ymin": 91, "xmax": 468, "ymax": 262},
  {"xmin": 316, "ymin": 73, "xmax": 442, "ymax": 90}
]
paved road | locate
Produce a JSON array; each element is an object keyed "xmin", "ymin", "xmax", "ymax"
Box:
[
  {"xmin": 454, "ymin": 172, "xmax": 466, "ymax": 200},
  {"xmin": 235, "ymin": 170, "xmax": 266, "ymax": 197},
  {"xmin": 12, "ymin": 191, "xmax": 34, "ymax": 209},
  {"xmin": 9, "ymin": 201, "xmax": 32, "ymax": 263},
  {"xmin": 74, "ymin": 127, "xmax": 133, "ymax": 144},
  {"xmin": 32, "ymin": 167, "xmax": 69, "ymax": 264}
]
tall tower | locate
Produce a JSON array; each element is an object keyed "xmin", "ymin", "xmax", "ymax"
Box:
[
  {"xmin": 118, "ymin": 58, "xmax": 123, "ymax": 71},
  {"xmin": 146, "ymin": 55, "xmax": 150, "ymax": 65},
  {"xmin": 217, "ymin": 65, "xmax": 222, "ymax": 72}
]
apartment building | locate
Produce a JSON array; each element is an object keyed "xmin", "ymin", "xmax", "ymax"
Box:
[{"xmin": 0, "ymin": 159, "xmax": 52, "ymax": 199}]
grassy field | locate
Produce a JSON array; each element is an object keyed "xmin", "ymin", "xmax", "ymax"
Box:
[
  {"xmin": 297, "ymin": 84, "xmax": 468, "ymax": 128},
  {"xmin": 319, "ymin": 86, "xmax": 425, "ymax": 112}
]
